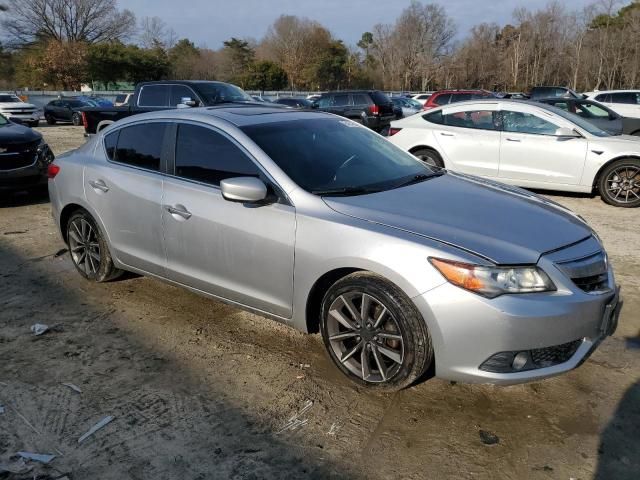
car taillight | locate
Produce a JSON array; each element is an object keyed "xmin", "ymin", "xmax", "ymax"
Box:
[
  {"xmin": 47, "ymin": 164, "xmax": 60, "ymax": 179},
  {"xmin": 369, "ymin": 104, "xmax": 380, "ymax": 115},
  {"xmin": 81, "ymin": 111, "xmax": 88, "ymax": 129},
  {"xmin": 388, "ymin": 127, "xmax": 402, "ymax": 136}
]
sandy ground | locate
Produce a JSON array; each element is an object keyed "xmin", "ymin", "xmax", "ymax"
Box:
[{"xmin": 0, "ymin": 125, "xmax": 638, "ymax": 480}]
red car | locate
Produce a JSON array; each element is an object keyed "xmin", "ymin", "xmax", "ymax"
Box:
[{"xmin": 422, "ymin": 89, "xmax": 495, "ymax": 110}]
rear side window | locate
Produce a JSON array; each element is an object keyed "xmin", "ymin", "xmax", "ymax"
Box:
[
  {"xmin": 138, "ymin": 85, "xmax": 169, "ymax": 107},
  {"xmin": 352, "ymin": 94, "xmax": 370, "ymax": 106},
  {"xmin": 423, "ymin": 111, "xmax": 443, "ymax": 124},
  {"xmin": 450, "ymin": 93, "xmax": 472, "ymax": 103},
  {"xmin": 104, "ymin": 131, "xmax": 119, "ymax": 160},
  {"xmin": 610, "ymin": 92, "xmax": 639, "ymax": 104},
  {"xmin": 112, "ymin": 123, "xmax": 167, "ymax": 171},
  {"xmin": 370, "ymin": 91, "xmax": 391, "ymax": 104},
  {"xmin": 443, "ymin": 110, "xmax": 498, "ymax": 130},
  {"xmin": 333, "ymin": 94, "xmax": 350, "ymax": 106},
  {"xmin": 317, "ymin": 96, "xmax": 332, "ymax": 108},
  {"xmin": 433, "ymin": 94, "xmax": 450, "ymax": 106},
  {"xmin": 174, "ymin": 124, "xmax": 260, "ymax": 186}
]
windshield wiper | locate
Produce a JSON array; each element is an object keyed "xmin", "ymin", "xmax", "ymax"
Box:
[
  {"xmin": 393, "ymin": 172, "xmax": 443, "ymax": 189},
  {"xmin": 311, "ymin": 186, "xmax": 382, "ymax": 196}
]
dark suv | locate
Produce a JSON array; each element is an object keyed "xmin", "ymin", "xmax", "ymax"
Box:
[
  {"xmin": 314, "ymin": 90, "xmax": 394, "ymax": 132},
  {"xmin": 529, "ymin": 86, "xmax": 582, "ymax": 100}
]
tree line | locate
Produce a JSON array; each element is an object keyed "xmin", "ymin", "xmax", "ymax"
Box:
[{"xmin": 0, "ymin": 0, "xmax": 638, "ymax": 92}]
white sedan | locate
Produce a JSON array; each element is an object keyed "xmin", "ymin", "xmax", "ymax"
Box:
[{"xmin": 387, "ymin": 99, "xmax": 640, "ymax": 207}]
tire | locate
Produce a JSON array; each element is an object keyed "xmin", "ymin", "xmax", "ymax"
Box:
[
  {"xmin": 66, "ymin": 210, "xmax": 123, "ymax": 282},
  {"xmin": 411, "ymin": 148, "xmax": 444, "ymax": 169},
  {"xmin": 45, "ymin": 114, "xmax": 56, "ymax": 125},
  {"xmin": 598, "ymin": 158, "xmax": 640, "ymax": 208},
  {"xmin": 30, "ymin": 120, "xmax": 39, "ymax": 128},
  {"xmin": 71, "ymin": 113, "xmax": 82, "ymax": 126},
  {"xmin": 631, "ymin": 130, "xmax": 640, "ymax": 137},
  {"xmin": 320, "ymin": 272, "xmax": 433, "ymax": 391}
]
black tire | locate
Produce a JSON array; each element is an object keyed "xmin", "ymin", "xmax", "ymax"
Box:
[
  {"xmin": 66, "ymin": 210, "xmax": 123, "ymax": 282},
  {"xmin": 71, "ymin": 113, "xmax": 82, "ymax": 126},
  {"xmin": 45, "ymin": 114, "xmax": 56, "ymax": 125},
  {"xmin": 631, "ymin": 130, "xmax": 640, "ymax": 137},
  {"xmin": 598, "ymin": 158, "xmax": 640, "ymax": 208},
  {"xmin": 30, "ymin": 120, "xmax": 39, "ymax": 128},
  {"xmin": 320, "ymin": 272, "xmax": 433, "ymax": 391},
  {"xmin": 411, "ymin": 148, "xmax": 444, "ymax": 169}
]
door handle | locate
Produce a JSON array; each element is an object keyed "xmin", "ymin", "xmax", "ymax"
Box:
[
  {"xmin": 440, "ymin": 132, "xmax": 455, "ymax": 137},
  {"xmin": 89, "ymin": 179, "xmax": 109, "ymax": 192},
  {"xmin": 505, "ymin": 138, "xmax": 521, "ymax": 142},
  {"xmin": 166, "ymin": 204, "xmax": 192, "ymax": 220}
]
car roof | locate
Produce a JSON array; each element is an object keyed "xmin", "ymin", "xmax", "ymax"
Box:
[
  {"xmin": 586, "ymin": 89, "xmax": 640, "ymax": 94},
  {"xmin": 423, "ymin": 98, "xmax": 570, "ymax": 113}
]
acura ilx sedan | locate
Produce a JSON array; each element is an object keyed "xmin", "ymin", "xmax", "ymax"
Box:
[{"xmin": 48, "ymin": 106, "xmax": 622, "ymax": 390}]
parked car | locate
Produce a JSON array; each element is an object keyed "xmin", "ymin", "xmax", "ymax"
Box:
[
  {"xmin": 0, "ymin": 113, "xmax": 54, "ymax": 192},
  {"xmin": 422, "ymin": 90, "xmax": 495, "ymax": 111},
  {"xmin": 76, "ymin": 95, "xmax": 113, "ymax": 107},
  {"xmin": 537, "ymin": 97, "xmax": 640, "ymax": 136},
  {"xmin": 314, "ymin": 90, "xmax": 395, "ymax": 132},
  {"xmin": 45, "ymin": 98, "xmax": 96, "ymax": 126},
  {"xmin": 387, "ymin": 99, "xmax": 640, "ymax": 207},
  {"xmin": 273, "ymin": 97, "xmax": 314, "ymax": 108},
  {"xmin": 306, "ymin": 94, "xmax": 322, "ymax": 103},
  {"xmin": 583, "ymin": 90, "xmax": 640, "ymax": 119},
  {"xmin": 80, "ymin": 80, "xmax": 259, "ymax": 134},
  {"xmin": 48, "ymin": 105, "xmax": 621, "ymax": 389},
  {"xmin": 529, "ymin": 86, "xmax": 582, "ymax": 100},
  {"xmin": 114, "ymin": 93, "xmax": 133, "ymax": 107},
  {"xmin": 411, "ymin": 92, "xmax": 433, "ymax": 105},
  {"xmin": 0, "ymin": 92, "xmax": 41, "ymax": 127},
  {"xmin": 391, "ymin": 97, "xmax": 422, "ymax": 118},
  {"xmin": 500, "ymin": 92, "xmax": 530, "ymax": 99}
]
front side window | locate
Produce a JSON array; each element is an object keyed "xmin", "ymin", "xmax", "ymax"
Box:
[
  {"xmin": 443, "ymin": 110, "xmax": 498, "ymax": 130},
  {"xmin": 333, "ymin": 94, "xmax": 350, "ymax": 107},
  {"xmin": 501, "ymin": 111, "xmax": 558, "ymax": 136},
  {"xmin": 575, "ymin": 102, "xmax": 610, "ymax": 118},
  {"xmin": 170, "ymin": 85, "xmax": 198, "ymax": 106},
  {"xmin": 174, "ymin": 124, "xmax": 260, "ymax": 186},
  {"xmin": 195, "ymin": 82, "xmax": 253, "ymax": 104},
  {"xmin": 433, "ymin": 94, "xmax": 450, "ymax": 106},
  {"xmin": 595, "ymin": 94, "xmax": 611, "ymax": 103},
  {"xmin": 318, "ymin": 96, "xmax": 332, "ymax": 108},
  {"xmin": 138, "ymin": 85, "xmax": 169, "ymax": 107},
  {"xmin": 112, "ymin": 123, "xmax": 167, "ymax": 171}
]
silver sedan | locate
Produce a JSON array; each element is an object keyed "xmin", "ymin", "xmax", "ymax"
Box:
[{"xmin": 48, "ymin": 106, "xmax": 622, "ymax": 390}]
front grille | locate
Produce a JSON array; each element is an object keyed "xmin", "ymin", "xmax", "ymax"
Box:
[
  {"xmin": 572, "ymin": 272, "xmax": 610, "ymax": 293},
  {"xmin": 554, "ymin": 250, "xmax": 611, "ymax": 294},
  {"xmin": 530, "ymin": 340, "xmax": 582, "ymax": 368},
  {"xmin": 0, "ymin": 141, "xmax": 39, "ymax": 170},
  {"xmin": 479, "ymin": 339, "xmax": 582, "ymax": 373},
  {"xmin": 3, "ymin": 109, "xmax": 36, "ymax": 114}
]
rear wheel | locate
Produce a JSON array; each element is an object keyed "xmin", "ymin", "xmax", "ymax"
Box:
[
  {"xmin": 71, "ymin": 113, "xmax": 82, "ymax": 126},
  {"xmin": 45, "ymin": 114, "xmax": 56, "ymax": 125},
  {"xmin": 411, "ymin": 148, "xmax": 444, "ymax": 169},
  {"xmin": 598, "ymin": 158, "xmax": 640, "ymax": 207},
  {"xmin": 67, "ymin": 210, "xmax": 123, "ymax": 282},
  {"xmin": 320, "ymin": 272, "xmax": 433, "ymax": 391}
]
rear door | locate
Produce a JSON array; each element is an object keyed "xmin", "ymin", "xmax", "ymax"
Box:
[
  {"xmin": 85, "ymin": 122, "xmax": 170, "ymax": 275},
  {"xmin": 498, "ymin": 107, "xmax": 588, "ymax": 186},
  {"xmin": 431, "ymin": 104, "xmax": 501, "ymax": 177}
]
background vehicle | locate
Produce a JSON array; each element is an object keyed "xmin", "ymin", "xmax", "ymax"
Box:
[
  {"xmin": 392, "ymin": 97, "xmax": 422, "ymax": 118},
  {"xmin": 422, "ymin": 89, "xmax": 495, "ymax": 111},
  {"xmin": 583, "ymin": 90, "xmax": 640, "ymax": 119},
  {"xmin": 411, "ymin": 92, "xmax": 433, "ymax": 105},
  {"xmin": 0, "ymin": 113, "xmax": 54, "ymax": 192},
  {"xmin": 537, "ymin": 97, "xmax": 640, "ymax": 136},
  {"xmin": 273, "ymin": 97, "xmax": 314, "ymax": 108},
  {"xmin": 76, "ymin": 95, "xmax": 113, "ymax": 107},
  {"xmin": 114, "ymin": 93, "xmax": 133, "ymax": 106},
  {"xmin": 500, "ymin": 92, "xmax": 530, "ymax": 99},
  {"xmin": 49, "ymin": 106, "xmax": 619, "ymax": 390},
  {"xmin": 529, "ymin": 86, "xmax": 582, "ymax": 100},
  {"xmin": 80, "ymin": 80, "xmax": 258, "ymax": 134},
  {"xmin": 388, "ymin": 99, "xmax": 640, "ymax": 207},
  {"xmin": 45, "ymin": 98, "xmax": 96, "ymax": 126},
  {"xmin": 314, "ymin": 90, "xmax": 394, "ymax": 132},
  {"xmin": 0, "ymin": 92, "xmax": 41, "ymax": 127}
]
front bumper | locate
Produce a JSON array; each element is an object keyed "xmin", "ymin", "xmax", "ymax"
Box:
[
  {"xmin": 413, "ymin": 276, "xmax": 621, "ymax": 385},
  {"xmin": 3, "ymin": 112, "xmax": 42, "ymax": 124},
  {"xmin": 0, "ymin": 145, "xmax": 54, "ymax": 191}
]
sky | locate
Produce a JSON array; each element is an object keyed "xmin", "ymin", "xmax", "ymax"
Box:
[{"xmin": 123, "ymin": 0, "xmax": 599, "ymax": 48}]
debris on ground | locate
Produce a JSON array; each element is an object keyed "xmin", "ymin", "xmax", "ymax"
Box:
[
  {"xmin": 0, "ymin": 458, "xmax": 33, "ymax": 474},
  {"xmin": 61, "ymin": 382, "xmax": 82, "ymax": 394},
  {"xmin": 479, "ymin": 429, "xmax": 500, "ymax": 446},
  {"xmin": 327, "ymin": 422, "xmax": 341, "ymax": 436},
  {"xmin": 16, "ymin": 451, "xmax": 56, "ymax": 464},
  {"xmin": 78, "ymin": 415, "xmax": 114, "ymax": 443},
  {"xmin": 30, "ymin": 324, "xmax": 49, "ymax": 336},
  {"xmin": 277, "ymin": 400, "xmax": 313, "ymax": 434}
]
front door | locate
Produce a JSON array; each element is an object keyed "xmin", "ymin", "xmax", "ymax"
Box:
[{"xmin": 162, "ymin": 122, "xmax": 296, "ymax": 318}]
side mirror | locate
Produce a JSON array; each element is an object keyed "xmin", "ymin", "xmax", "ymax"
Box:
[
  {"xmin": 177, "ymin": 97, "xmax": 197, "ymax": 108},
  {"xmin": 220, "ymin": 177, "xmax": 268, "ymax": 203},
  {"xmin": 555, "ymin": 127, "xmax": 581, "ymax": 138}
]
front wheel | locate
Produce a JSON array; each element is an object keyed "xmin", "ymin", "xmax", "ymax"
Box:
[
  {"xmin": 598, "ymin": 158, "xmax": 640, "ymax": 207},
  {"xmin": 411, "ymin": 148, "xmax": 444, "ymax": 169},
  {"xmin": 67, "ymin": 210, "xmax": 123, "ymax": 281},
  {"xmin": 320, "ymin": 272, "xmax": 433, "ymax": 391},
  {"xmin": 71, "ymin": 113, "xmax": 82, "ymax": 126},
  {"xmin": 45, "ymin": 114, "xmax": 56, "ymax": 125}
]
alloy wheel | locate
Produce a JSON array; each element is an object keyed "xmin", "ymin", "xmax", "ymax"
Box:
[
  {"xmin": 68, "ymin": 218, "xmax": 101, "ymax": 275},
  {"xmin": 605, "ymin": 166, "xmax": 640, "ymax": 204},
  {"xmin": 326, "ymin": 292, "xmax": 404, "ymax": 383},
  {"xmin": 417, "ymin": 154, "xmax": 438, "ymax": 167}
]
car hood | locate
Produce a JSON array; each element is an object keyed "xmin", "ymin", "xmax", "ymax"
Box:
[
  {"xmin": 0, "ymin": 121, "xmax": 42, "ymax": 145},
  {"xmin": 0, "ymin": 102, "xmax": 37, "ymax": 109},
  {"xmin": 323, "ymin": 172, "xmax": 592, "ymax": 265}
]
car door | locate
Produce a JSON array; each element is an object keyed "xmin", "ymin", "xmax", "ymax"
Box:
[
  {"xmin": 60, "ymin": 101, "xmax": 74, "ymax": 121},
  {"xmin": 329, "ymin": 93, "xmax": 350, "ymax": 118},
  {"xmin": 498, "ymin": 107, "xmax": 588, "ymax": 186},
  {"xmin": 84, "ymin": 121, "xmax": 170, "ymax": 276},
  {"xmin": 430, "ymin": 104, "xmax": 501, "ymax": 177},
  {"xmin": 162, "ymin": 122, "xmax": 296, "ymax": 318}
]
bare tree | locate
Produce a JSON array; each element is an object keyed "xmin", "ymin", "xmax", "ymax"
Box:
[
  {"xmin": 139, "ymin": 16, "xmax": 176, "ymax": 49},
  {"xmin": 2, "ymin": 0, "xmax": 136, "ymax": 44}
]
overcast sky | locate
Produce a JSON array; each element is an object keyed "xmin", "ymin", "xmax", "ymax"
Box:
[{"xmin": 123, "ymin": 0, "xmax": 599, "ymax": 48}]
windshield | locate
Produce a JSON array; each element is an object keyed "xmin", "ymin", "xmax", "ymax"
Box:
[
  {"xmin": 0, "ymin": 94, "xmax": 21, "ymax": 103},
  {"xmin": 196, "ymin": 82, "xmax": 254, "ymax": 104},
  {"xmin": 241, "ymin": 118, "xmax": 437, "ymax": 195},
  {"xmin": 549, "ymin": 106, "xmax": 611, "ymax": 137}
]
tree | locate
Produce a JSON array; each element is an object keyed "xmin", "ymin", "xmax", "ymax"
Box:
[
  {"xmin": 168, "ymin": 38, "xmax": 202, "ymax": 79},
  {"xmin": 139, "ymin": 16, "xmax": 177, "ymax": 49},
  {"xmin": 2, "ymin": 0, "xmax": 136, "ymax": 45},
  {"xmin": 22, "ymin": 39, "xmax": 89, "ymax": 89},
  {"xmin": 313, "ymin": 40, "xmax": 349, "ymax": 90},
  {"xmin": 87, "ymin": 42, "xmax": 132, "ymax": 89},
  {"xmin": 244, "ymin": 61, "xmax": 287, "ymax": 92}
]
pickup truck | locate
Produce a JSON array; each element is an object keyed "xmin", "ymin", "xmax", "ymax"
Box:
[{"xmin": 80, "ymin": 80, "xmax": 260, "ymax": 134}]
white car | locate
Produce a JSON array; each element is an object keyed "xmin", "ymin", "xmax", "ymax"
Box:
[
  {"xmin": 0, "ymin": 92, "xmax": 41, "ymax": 127},
  {"xmin": 583, "ymin": 90, "xmax": 640, "ymax": 119},
  {"xmin": 411, "ymin": 93, "xmax": 433, "ymax": 105},
  {"xmin": 387, "ymin": 99, "xmax": 640, "ymax": 207}
]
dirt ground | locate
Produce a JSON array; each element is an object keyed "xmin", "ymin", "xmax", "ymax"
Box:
[{"xmin": 0, "ymin": 124, "xmax": 638, "ymax": 480}]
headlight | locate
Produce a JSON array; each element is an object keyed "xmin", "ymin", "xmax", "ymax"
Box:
[{"xmin": 429, "ymin": 257, "xmax": 556, "ymax": 298}]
